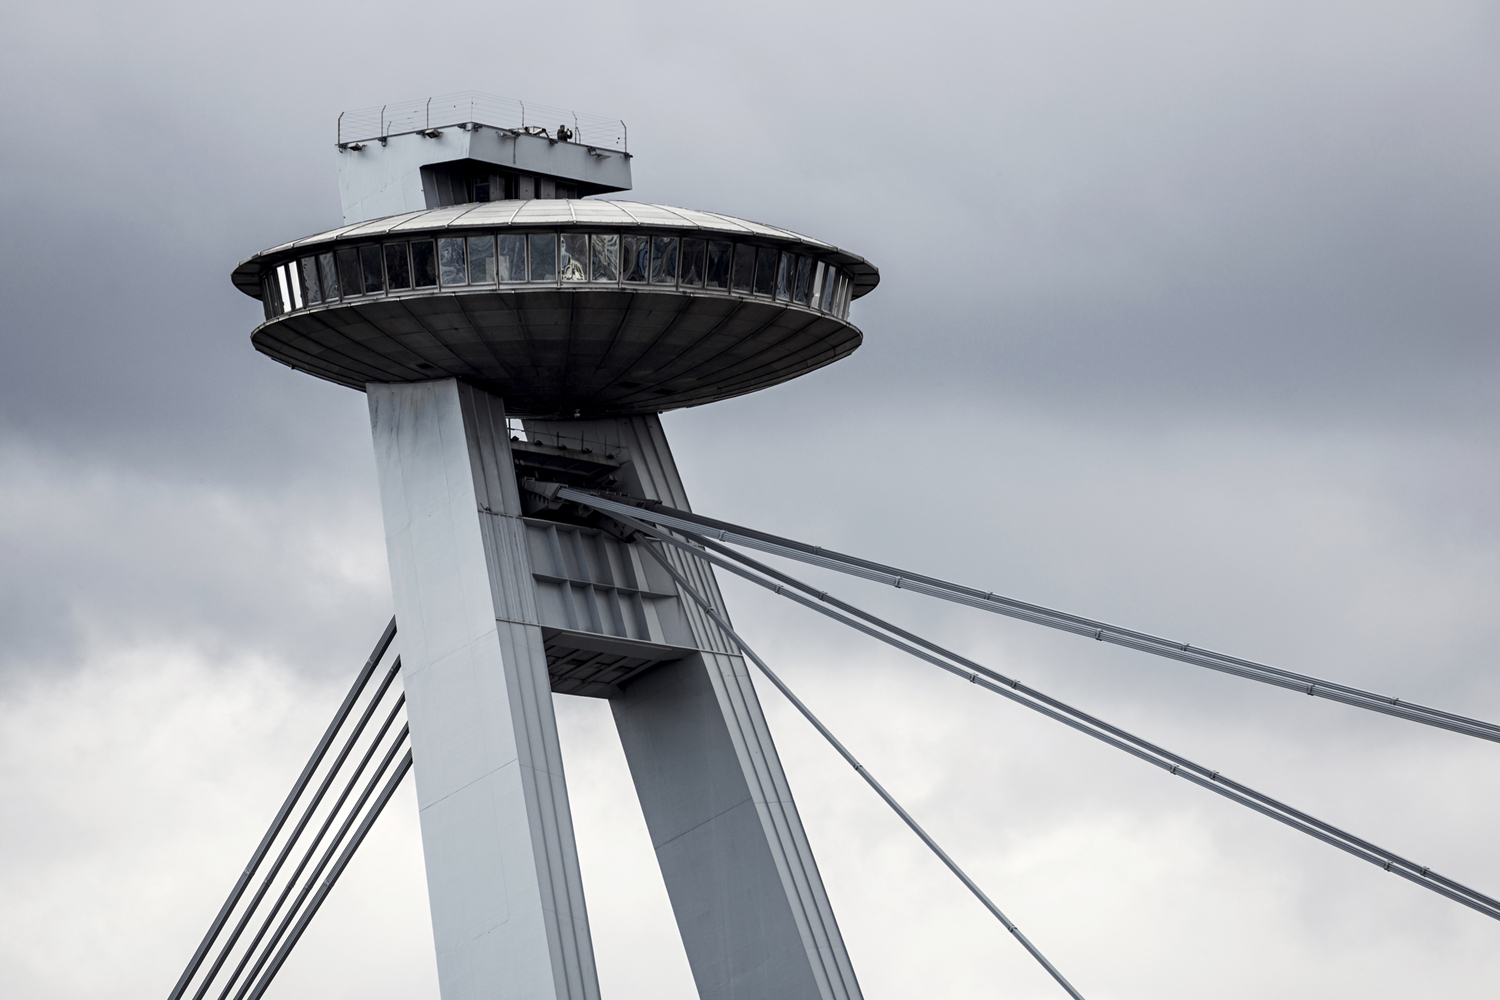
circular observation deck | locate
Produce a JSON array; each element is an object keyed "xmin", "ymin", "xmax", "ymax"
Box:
[{"xmin": 233, "ymin": 200, "xmax": 877, "ymax": 417}]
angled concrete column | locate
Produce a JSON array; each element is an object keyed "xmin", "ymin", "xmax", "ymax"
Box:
[
  {"xmin": 369, "ymin": 379, "xmax": 598, "ymax": 1000},
  {"xmin": 527, "ymin": 415, "xmax": 863, "ymax": 1000}
]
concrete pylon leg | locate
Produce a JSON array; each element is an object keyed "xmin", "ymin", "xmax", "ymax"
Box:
[
  {"xmin": 369, "ymin": 379, "xmax": 598, "ymax": 1000},
  {"xmin": 525, "ymin": 415, "xmax": 864, "ymax": 1000}
]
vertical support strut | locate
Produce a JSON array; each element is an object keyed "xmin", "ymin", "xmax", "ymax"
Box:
[
  {"xmin": 525, "ymin": 413, "xmax": 864, "ymax": 1000},
  {"xmin": 368, "ymin": 379, "xmax": 598, "ymax": 1000}
]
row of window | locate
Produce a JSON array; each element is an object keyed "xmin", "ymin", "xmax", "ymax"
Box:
[{"xmin": 261, "ymin": 232, "xmax": 856, "ymax": 322}]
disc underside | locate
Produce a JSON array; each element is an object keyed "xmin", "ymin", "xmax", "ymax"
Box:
[{"xmin": 252, "ymin": 286, "xmax": 861, "ymax": 416}]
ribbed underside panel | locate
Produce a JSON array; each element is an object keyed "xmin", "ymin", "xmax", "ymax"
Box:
[{"xmin": 251, "ymin": 288, "xmax": 861, "ymax": 416}]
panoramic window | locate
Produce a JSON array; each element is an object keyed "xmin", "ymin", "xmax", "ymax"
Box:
[
  {"xmin": 336, "ymin": 248, "xmax": 362, "ymax": 298},
  {"xmin": 731, "ymin": 244, "xmax": 755, "ymax": 292},
  {"xmin": 590, "ymin": 234, "xmax": 619, "ymax": 281},
  {"xmin": 679, "ymin": 238, "xmax": 706, "ymax": 288},
  {"xmin": 496, "ymin": 235, "xmax": 526, "ymax": 281},
  {"xmin": 753, "ymin": 247, "xmax": 778, "ymax": 296},
  {"xmin": 411, "ymin": 240, "xmax": 438, "ymax": 287},
  {"xmin": 384, "ymin": 244, "xmax": 411, "ymax": 290},
  {"xmin": 299, "ymin": 258, "xmax": 322, "ymax": 305},
  {"xmin": 264, "ymin": 230, "xmax": 858, "ymax": 321},
  {"xmin": 529, "ymin": 233, "xmax": 557, "ymax": 281},
  {"xmin": 360, "ymin": 246, "xmax": 385, "ymax": 294},
  {"xmin": 560, "ymin": 234, "xmax": 588, "ymax": 281},
  {"xmin": 650, "ymin": 237, "xmax": 679, "ymax": 285},
  {"xmin": 439, "ymin": 238, "xmax": 467, "ymax": 286},
  {"xmin": 468, "ymin": 236, "xmax": 496, "ymax": 284},
  {"xmin": 318, "ymin": 252, "xmax": 338, "ymax": 301},
  {"xmin": 706, "ymin": 241, "xmax": 732, "ymax": 290},
  {"xmin": 621, "ymin": 234, "xmax": 649, "ymax": 283}
]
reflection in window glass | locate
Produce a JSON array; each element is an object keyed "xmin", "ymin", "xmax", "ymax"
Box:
[
  {"xmin": 360, "ymin": 246, "xmax": 385, "ymax": 294},
  {"xmin": 836, "ymin": 273, "xmax": 851, "ymax": 317},
  {"xmin": 650, "ymin": 237, "xmax": 679, "ymax": 284},
  {"xmin": 529, "ymin": 233, "xmax": 557, "ymax": 280},
  {"xmin": 810, "ymin": 262, "xmax": 824, "ymax": 307},
  {"xmin": 621, "ymin": 235, "xmax": 649, "ymax": 283},
  {"xmin": 793, "ymin": 255, "xmax": 814, "ymax": 305},
  {"xmin": 264, "ymin": 273, "xmax": 283, "ymax": 316},
  {"xmin": 299, "ymin": 258, "xmax": 322, "ymax": 305},
  {"xmin": 336, "ymin": 248, "xmax": 362, "ymax": 297},
  {"xmin": 753, "ymin": 247, "xmax": 778, "ymax": 296},
  {"xmin": 497, "ymin": 235, "xmax": 526, "ymax": 281},
  {"xmin": 774, "ymin": 252, "xmax": 793, "ymax": 300},
  {"xmin": 384, "ymin": 245, "xmax": 411, "ymax": 290},
  {"xmin": 731, "ymin": 244, "xmax": 755, "ymax": 292},
  {"xmin": 469, "ymin": 236, "xmax": 496, "ymax": 284},
  {"xmin": 679, "ymin": 239, "xmax": 706, "ymax": 287},
  {"xmin": 706, "ymin": 241, "xmax": 732, "ymax": 289},
  {"xmin": 820, "ymin": 266, "xmax": 839, "ymax": 311},
  {"xmin": 560, "ymin": 234, "xmax": 588, "ymax": 281},
  {"xmin": 285, "ymin": 264, "xmax": 304, "ymax": 309},
  {"xmin": 590, "ymin": 234, "xmax": 619, "ymax": 281},
  {"xmin": 439, "ymin": 238, "xmax": 467, "ymax": 285},
  {"xmin": 318, "ymin": 252, "xmax": 338, "ymax": 301},
  {"xmin": 411, "ymin": 240, "xmax": 438, "ymax": 287}
]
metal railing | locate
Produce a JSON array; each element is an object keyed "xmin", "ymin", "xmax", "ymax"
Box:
[{"xmin": 337, "ymin": 91, "xmax": 627, "ymax": 151}]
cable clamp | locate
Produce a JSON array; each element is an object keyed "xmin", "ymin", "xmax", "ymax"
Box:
[
  {"xmin": 894, "ymin": 576, "xmax": 904, "ymax": 589},
  {"xmin": 1307, "ymin": 684, "xmax": 1316, "ymax": 696},
  {"xmin": 1210, "ymin": 771, "xmax": 1219, "ymax": 782},
  {"xmin": 1170, "ymin": 764, "xmax": 1179, "ymax": 775},
  {"xmin": 1181, "ymin": 642, "xmax": 1191, "ymax": 651},
  {"xmin": 1094, "ymin": 629, "xmax": 1103, "ymax": 641},
  {"xmin": 1384, "ymin": 861, "xmax": 1394, "ymax": 872}
]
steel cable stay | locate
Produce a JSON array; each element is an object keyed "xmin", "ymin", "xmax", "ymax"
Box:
[
  {"xmin": 592, "ymin": 503, "xmax": 1500, "ymax": 924},
  {"xmin": 547, "ymin": 486, "xmax": 1500, "ymax": 743},
  {"xmin": 168, "ymin": 617, "xmax": 397, "ymax": 1000},
  {"xmin": 213, "ymin": 692, "xmax": 408, "ymax": 1000},
  {"xmin": 241, "ymin": 724, "xmax": 414, "ymax": 1000},
  {"xmin": 167, "ymin": 622, "xmax": 411, "ymax": 1000},
  {"xmin": 193, "ymin": 656, "xmax": 405, "ymax": 1000},
  {"xmin": 635, "ymin": 538, "xmax": 1088, "ymax": 1000}
]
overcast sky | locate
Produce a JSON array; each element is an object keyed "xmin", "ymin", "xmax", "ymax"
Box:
[{"xmin": 3, "ymin": 2, "xmax": 1500, "ymax": 998}]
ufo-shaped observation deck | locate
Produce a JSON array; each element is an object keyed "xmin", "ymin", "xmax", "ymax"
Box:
[{"xmin": 233, "ymin": 200, "xmax": 877, "ymax": 417}]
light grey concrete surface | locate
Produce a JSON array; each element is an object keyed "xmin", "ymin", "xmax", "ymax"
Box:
[
  {"xmin": 527, "ymin": 414, "xmax": 863, "ymax": 1000},
  {"xmin": 368, "ymin": 379, "xmax": 598, "ymax": 1000},
  {"xmin": 340, "ymin": 129, "xmax": 632, "ymax": 224}
]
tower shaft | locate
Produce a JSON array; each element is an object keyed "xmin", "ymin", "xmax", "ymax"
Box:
[{"xmin": 368, "ymin": 379, "xmax": 861, "ymax": 1000}]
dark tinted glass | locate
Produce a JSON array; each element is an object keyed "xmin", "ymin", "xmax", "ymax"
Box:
[
  {"xmin": 621, "ymin": 235, "xmax": 649, "ymax": 282},
  {"xmin": 706, "ymin": 241, "xmax": 732, "ymax": 289},
  {"xmin": 753, "ymin": 247, "xmax": 778, "ymax": 295},
  {"xmin": 529, "ymin": 233, "xmax": 557, "ymax": 280},
  {"xmin": 318, "ymin": 252, "xmax": 338, "ymax": 301},
  {"xmin": 774, "ymin": 252, "xmax": 793, "ymax": 300},
  {"xmin": 263, "ymin": 273, "xmax": 284, "ymax": 316},
  {"xmin": 820, "ymin": 266, "xmax": 838, "ymax": 310},
  {"xmin": 299, "ymin": 257, "xmax": 322, "ymax": 304},
  {"xmin": 359, "ymin": 246, "xmax": 385, "ymax": 293},
  {"xmin": 384, "ymin": 244, "xmax": 411, "ymax": 290},
  {"xmin": 469, "ymin": 236, "xmax": 496, "ymax": 283},
  {"xmin": 497, "ymin": 235, "xmax": 526, "ymax": 281},
  {"xmin": 439, "ymin": 238, "xmax": 467, "ymax": 285},
  {"xmin": 336, "ymin": 248, "xmax": 362, "ymax": 297},
  {"xmin": 731, "ymin": 244, "xmax": 755, "ymax": 291},
  {"xmin": 679, "ymin": 238, "xmax": 706, "ymax": 287},
  {"xmin": 650, "ymin": 238, "xmax": 679, "ymax": 284},
  {"xmin": 793, "ymin": 255, "xmax": 814, "ymax": 304},
  {"xmin": 411, "ymin": 240, "xmax": 438, "ymax": 287}
]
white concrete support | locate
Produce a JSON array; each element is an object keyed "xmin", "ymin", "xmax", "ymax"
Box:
[
  {"xmin": 369, "ymin": 379, "xmax": 598, "ymax": 1000},
  {"xmin": 526, "ymin": 415, "xmax": 864, "ymax": 1000}
]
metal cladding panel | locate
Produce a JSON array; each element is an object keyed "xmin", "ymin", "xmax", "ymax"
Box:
[{"xmin": 253, "ymin": 288, "xmax": 861, "ymax": 416}]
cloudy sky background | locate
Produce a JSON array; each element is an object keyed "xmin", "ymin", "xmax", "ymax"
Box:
[{"xmin": 3, "ymin": 2, "xmax": 1500, "ymax": 997}]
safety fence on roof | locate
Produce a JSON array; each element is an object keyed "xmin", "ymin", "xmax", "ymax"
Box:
[{"xmin": 336, "ymin": 91, "xmax": 627, "ymax": 151}]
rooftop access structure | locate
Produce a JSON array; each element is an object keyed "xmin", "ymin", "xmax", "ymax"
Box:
[{"xmin": 171, "ymin": 92, "xmax": 1500, "ymax": 1000}]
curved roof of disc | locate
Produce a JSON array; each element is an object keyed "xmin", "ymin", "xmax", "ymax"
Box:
[{"xmin": 233, "ymin": 200, "xmax": 879, "ymax": 300}]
